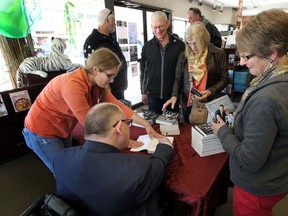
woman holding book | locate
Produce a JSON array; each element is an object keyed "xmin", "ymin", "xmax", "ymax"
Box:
[
  {"xmin": 162, "ymin": 21, "xmax": 229, "ymax": 123},
  {"xmin": 211, "ymin": 9, "xmax": 288, "ymax": 216}
]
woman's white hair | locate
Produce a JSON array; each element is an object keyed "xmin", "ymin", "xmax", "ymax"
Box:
[{"xmin": 97, "ymin": 8, "xmax": 114, "ymax": 26}]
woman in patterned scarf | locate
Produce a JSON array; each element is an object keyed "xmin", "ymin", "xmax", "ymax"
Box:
[
  {"xmin": 162, "ymin": 21, "xmax": 229, "ymax": 123},
  {"xmin": 211, "ymin": 9, "xmax": 288, "ymax": 216}
]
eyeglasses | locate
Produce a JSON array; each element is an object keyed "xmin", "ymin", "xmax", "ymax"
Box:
[
  {"xmin": 186, "ymin": 41, "xmax": 197, "ymax": 47},
  {"xmin": 99, "ymin": 67, "xmax": 117, "ymax": 79},
  {"xmin": 113, "ymin": 119, "xmax": 133, "ymax": 128},
  {"xmin": 106, "ymin": 10, "xmax": 114, "ymax": 20},
  {"xmin": 240, "ymin": 54, "xmax": 254, "ymax": 61},
  {"xmin": 151, "ymin": 25, "xmax": 166, "ymax": 31}
]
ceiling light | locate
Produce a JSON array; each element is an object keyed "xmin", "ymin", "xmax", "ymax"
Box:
[
  {"xmin": 198, "ymin": 0, "xmax": 202, "ymax": 6},
  {"xmin": 219, "ymin": 4, "xmax": 224, "ymax": 14},
  {"xmin": 188, "ymin": 0, "xmax": 193, "ymax": 3},
  {"xmin": 212, "ymin": 6, "xmax": 216, "ymax": 11}
]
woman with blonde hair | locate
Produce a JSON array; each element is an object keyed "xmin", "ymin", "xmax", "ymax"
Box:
[
  {"xmin": 162, "ymin": 21, "xmax": 228, "ymax": 123},
  {"xmin": 212, "ymin": 9, "xmax": 288, "ymax": 216},
  {"xmin": 23, "ymin": 48, "xmax": 160, "ymax": 174}
]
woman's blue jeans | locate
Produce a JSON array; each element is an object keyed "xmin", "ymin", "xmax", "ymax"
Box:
[{"xmin": 22, "ymin": 125, "xmax": 72, "ymax": 174}]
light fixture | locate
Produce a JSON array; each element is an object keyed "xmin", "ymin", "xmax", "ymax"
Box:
[
  {"xmin": 188, "ymin": 0, "xmax": 193, "ymax": 3},
  {"xmin": 212, "ymin": 0, "xmax": 216, "ymax": 11},
  {"xmin": 219, "ymin": 4, "xmax": 224, "ymax": 14},
  {"xmin": 198, "ymin": 0, "xmax": 202, "ymax": 6}
]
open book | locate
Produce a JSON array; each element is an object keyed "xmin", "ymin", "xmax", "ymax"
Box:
[{"xmin": 130, "ymin": 134, "xmax": 174, "ymax": 154}]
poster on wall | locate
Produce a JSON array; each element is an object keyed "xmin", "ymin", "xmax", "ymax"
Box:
[
  {"xmin": 128, "ymin": 22, "xmax": 137, "ymax": 44},
  {"xmin": 116, "ymin": 21, "xmax": 128, "ymax": 44},
  {"xmin": 129, "ymin": 46, "xmax": 138, "ymax": 62},
  {"xmin": 9, "ymin": 90, "xmax": 31, "ymax": 112},
  {"xmin": 121, "ymin": 46, "xmax": 130, "ymax": 62},
  {"xmin": 130, "ymin": 63, "xmax": 138, "ymax": 77},
  {"xmin": 0, "ymin": 94, "xmax": 8, "ymax": 117}
]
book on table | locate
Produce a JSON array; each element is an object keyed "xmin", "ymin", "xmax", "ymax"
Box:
[
  {"xmin": 160, "ymin": 121, "xmax": 180, "ymax": 136},
  {"xmin": 130, "ymin": 134, "xmax": 174, "ymax": 154},
  {"xmin": 191, "ymin": 123, "xmax": 224, "ymax": 157},
  {"xmin": 156, "ymin": 111, "xmax": 180, "ymax": 126},
  {"xmin": 133, "ymin": 109, "xmax": 159, "ymax": 127}
]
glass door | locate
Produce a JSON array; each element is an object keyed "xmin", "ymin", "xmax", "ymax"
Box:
[{"xmin": 114, "ymin": 6, "xmax": 144, "ymax": 105}]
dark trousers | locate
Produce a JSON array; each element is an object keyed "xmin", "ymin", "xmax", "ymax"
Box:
[
  {"xmin": 181, "ymin": 106, "xmax": 192, "ymax": 123},
  {"xmin": 148, "ymin": 95, "xmax": 179, "ymax": 114},
  {"xmin": 111, "ymin": 89, "xmax": 125, "ymax": 100}
]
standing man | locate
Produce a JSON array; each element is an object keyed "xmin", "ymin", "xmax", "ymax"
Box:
[
  {"xmin": 54, "ymin": 102, "xmax": 174, "ymax": 215},
  {"xmin": 140, "ymin": 11, "xmax": 185, "ymax": 114},
  {"xmin": 188, "ymin": 7, "xmax": 222, "ymax": 48},
  {"xmin": 83, "ymin": 8, "xmax": 127, "ymax": 99}
]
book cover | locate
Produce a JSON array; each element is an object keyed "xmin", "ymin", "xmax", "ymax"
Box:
[
  {"xmin": 160, "ymin": 121, "xmax": 180, "ymax": 135},
  {"xmin": 205, "ymin": 95, "xmax": 236, "ymax": 123},
  {"xmin": 135, "ymin": 109, "xmax": 159, "ymax": 126},
  {"xmin": 0, "ymin": 94, "xmax": 8, "ymax": 117},
  {"xmin": 130, "ymin": 134, "xmax": 174, "ymax": 154},
  {"xmin": 156, "ymin": 111, "xmax": 180, "ymax": 126},
  {"xmin": 9, "ymin": 90, "xmax": 31, "ymax": 113}
]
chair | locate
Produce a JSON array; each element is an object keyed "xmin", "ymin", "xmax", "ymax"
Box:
[{"xmin": 20, "ymin": 194, "xmax": 80, "ymax": 216}]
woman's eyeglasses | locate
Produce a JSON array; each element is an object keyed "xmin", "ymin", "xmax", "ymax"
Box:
[
  {"xmin": 99, "ymin": 67, "xmax": 117, "ymax": 79},
  {"xmin": 113, "ymin": 119, "xmax": 133, "ymax": 127},
  {"xmin": 240, "ymin": 54, "xmax": 254, "ymax": 61}
]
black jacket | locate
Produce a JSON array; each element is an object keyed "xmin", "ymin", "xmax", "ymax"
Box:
[
  {"xmin": 140, "ymin": 35, "xmax": 185, "ymax": 99},
  {"xmin": 203, "ymin": 17, "xmax": 222, "ymax": 48},
  {"xmin": 83, "ymin": 29, "xmax": 128, "ymax": 92}
]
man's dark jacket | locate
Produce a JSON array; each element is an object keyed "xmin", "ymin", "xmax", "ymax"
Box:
[{"xmin": 83, "ymin": 29, "xmax": 128, "ymax": 94}]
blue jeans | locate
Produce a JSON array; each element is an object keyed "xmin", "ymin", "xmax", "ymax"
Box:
[
  {"xmin": 181, "ymin": 107, "xmax": 192, "ymax": 123},
  {"xmin": 22, "ymin": 126, "xmax": 72, "ymax": 174}
]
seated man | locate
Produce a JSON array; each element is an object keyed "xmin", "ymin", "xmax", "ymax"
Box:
[{"xmin": 53, "ymin": 102, "xmax": 174, "ymax": 215}]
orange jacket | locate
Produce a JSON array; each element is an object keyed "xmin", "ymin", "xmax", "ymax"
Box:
[{"xmin": 25, "ymin": 68, "xmax": 133, "ymax": 138}]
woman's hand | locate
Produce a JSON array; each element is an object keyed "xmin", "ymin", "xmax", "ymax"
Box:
[
  {"xmin": 162, "ymin": 96, "xmax": 178, "ymax": 111},
  {"xmin": 145, "ymin": 124, "xmax": 163, "ymax": 139},
  {"xmin": 210, "ymin": 115, "xmax": 226, "ymax": 135},
  {"xmin": 194, "ymin": 90, "xmax": 211, "ymax": 102}
]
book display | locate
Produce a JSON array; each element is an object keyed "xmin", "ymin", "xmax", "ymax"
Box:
[
  {"xmin": 192, "ymin": 123, "xmax": 224, "ymax": 157},
  {"xmin": 156, "ymin": 111, "xmax": 180, "ymax": 126}
]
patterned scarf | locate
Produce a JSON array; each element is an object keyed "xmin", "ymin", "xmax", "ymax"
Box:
[{"xmin": 187, "ymin": 47, "xmax": 208, "ymax": 107}]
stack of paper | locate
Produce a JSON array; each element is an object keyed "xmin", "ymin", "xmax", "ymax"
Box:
[
  {"xmin": 191, "ymin": 123, "xmax": 224, "ymax": 157},
  {"xmin": 130, "ymin": 134, "xmax": 174, "ymax": 154},
  {"xmin": 160, "ymin": 121, "xmax": 180, "ymax": 135}
]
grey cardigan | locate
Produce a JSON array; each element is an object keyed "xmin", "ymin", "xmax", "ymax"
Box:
[{"xmin": 218, "ymin": 72, "xmax": 288, "ymax": 196}]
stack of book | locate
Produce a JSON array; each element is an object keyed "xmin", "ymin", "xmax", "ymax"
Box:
[
  {"xmin": 156, "ymin": 111, "xmax": 180, "ymax": 126},
  {"xmin": 134, "ymin": 109, "xmax": 159, "ymax": 126},
  {"xmin": 191, "ymin": 123, "xmax": 224, "ymax": 157},
  {"xmin": 160, "ymin": 121, "xmax": 180, "ymax": 136}
]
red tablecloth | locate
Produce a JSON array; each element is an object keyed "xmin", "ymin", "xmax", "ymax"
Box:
[{"xmin": 72, "ymin": 123, "xmax": 229, "ymax": 216}]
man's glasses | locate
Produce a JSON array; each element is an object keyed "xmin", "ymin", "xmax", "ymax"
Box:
[
  {"xmin": 151, "ymin": 25, "xmax": 166, "ymax": 31},
  {"xmin": 113, "ymin": 119, "xmax": 133, "ymax": 127},
  {"xmin": 240, "ymin": 54, "xmax": 254, "ymax": 61},
  {"xmin": 106, "ymin": 10, "xmax": 114, "ymax": 20},
  {"xmin": 99, "ymin": 67, "xmax": 117, "ymax": 79}
]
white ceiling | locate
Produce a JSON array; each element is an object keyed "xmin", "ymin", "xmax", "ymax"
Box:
[{"xmin": 202, "ymin": 0, "xmax": 288, "ymax": 15}]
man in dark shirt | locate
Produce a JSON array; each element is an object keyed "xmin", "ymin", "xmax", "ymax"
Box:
[
  {"xmin": 83, "ymin": 8, "xmax": 127, "ymax": 99},
  {"xmin": 187, "ymin": 7, "xmax": 222, "ymax": 48},
  {"xmin": 53, "ymin": 102, "xmax": 174, "ymax": 215}
]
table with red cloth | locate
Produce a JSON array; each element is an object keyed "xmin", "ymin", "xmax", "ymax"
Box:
[{"xmin": 72, "ymin": 123, "xmax": 230, "ymax": 216}]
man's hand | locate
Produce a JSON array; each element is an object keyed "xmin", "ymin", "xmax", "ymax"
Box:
[
  {"xmin": 211, "ymin": 115, "xmax": 226, "ymax": 135},
  {"xmin": 128, "ymin": 140, "xmax": 144, "ymax": 148},
  {"xmin": 142, "ymin": 94, "xmax": 148, "ymax": 105},
  {"xmin": 162, "ymin": 96, "xmax": 177, "ymax": 111}
]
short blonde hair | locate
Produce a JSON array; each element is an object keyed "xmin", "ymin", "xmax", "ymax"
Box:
[
  {"xmin": 185, "ymin": 21, "xmax": 210, "ymax": 58},
  {"xmin": 85, "ymin": 48, "xmax": 121, "ymax": 74},
  {"xmin": 98, "ymin": 8, "xmax": 114, "ymax": 26},
  {"xmin": 236, "ymin": 9, "xmax": 288, "ymax": 58}
]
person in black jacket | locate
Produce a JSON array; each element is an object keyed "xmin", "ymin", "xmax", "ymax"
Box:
[
  {"xmin": 83, "ymin": 8, "xmax": 127, "ymax": 100},
  {"xmin": 187, "ymin": 7, "xmax": 222, "ymax": 48},
  {"xmin": 54, "ymin": 102, "xmax": 174, "ymax": 215},
  {"xmin": 140, "ymin": 11, "xmax": 185, "ymax": 114}
]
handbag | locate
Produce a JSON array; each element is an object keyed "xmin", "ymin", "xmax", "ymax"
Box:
[{"xmin": 189, "ymin": 98, "xmax": 208, "ymax": 125}]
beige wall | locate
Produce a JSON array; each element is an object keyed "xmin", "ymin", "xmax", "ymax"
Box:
[{"xmin": 131, "ymin": 0, "xmax": 237, "ymax": 25}]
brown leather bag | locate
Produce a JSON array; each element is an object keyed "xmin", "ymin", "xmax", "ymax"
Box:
[{"xmin": 189, "ymin": 99, "xmax": 208, "ymax": 125}]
